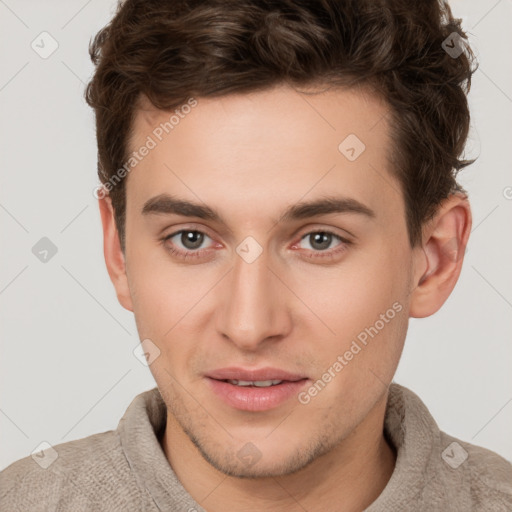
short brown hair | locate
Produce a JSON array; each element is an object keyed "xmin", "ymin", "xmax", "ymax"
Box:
[{"xmin": 85, "ymin": 0, "xmax": 476, "ymax": 251}]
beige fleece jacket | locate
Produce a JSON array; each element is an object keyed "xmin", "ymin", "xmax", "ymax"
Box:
[{"xmin": 1, "ymin": 383, "xmax": 511, "ymax": 511}]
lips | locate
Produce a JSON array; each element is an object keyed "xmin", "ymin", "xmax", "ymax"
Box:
[
  {"xmin": 206, "ymin": 367, "xmax": 306, "ymax": 382},
  {"xmin": 205, "ymin": 367, "xmax": 309, "ymax": 411}
]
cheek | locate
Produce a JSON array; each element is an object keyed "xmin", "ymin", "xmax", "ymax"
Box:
[
  {"xmin": 291, "ymin": 245, "xmax": 410, "ymax": 371},
  {"xmin": 297, "ymin": 247, "xmax": 407, "ymax": 329},
  {"xmin": 126, "ymin": 251, "xmax": 192, "ymax": 339},
  {"xmin": 128, "ymin": 271, "xmax": 197, "ymax": 384},
  {"xmin": 127, "ymin": 254, "xmax": 218, "ymax": 371}
]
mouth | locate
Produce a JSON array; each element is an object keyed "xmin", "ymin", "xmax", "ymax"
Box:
[
  {"xmin": 205, "ymin": 367, "xmax": 309, "ymax": 412},
  {"xmin": 222, "ymin": 379, "xmax": 287, "ymax": 387}
]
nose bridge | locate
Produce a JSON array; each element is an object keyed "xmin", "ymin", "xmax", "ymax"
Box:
[{"xmin": 216, "ymin": 245, "xmax": 288, "ymax": 349}]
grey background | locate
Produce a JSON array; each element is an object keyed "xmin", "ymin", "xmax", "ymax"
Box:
[{"xmin": 1, "ymin": 0, "xmax": 511, "ymax": 470}]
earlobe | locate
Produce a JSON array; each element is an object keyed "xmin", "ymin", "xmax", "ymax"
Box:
[
  {"xmin": 98, "ymin": 196, "xmax": 134, "ymax": 312},
  {"xmin": 409, "ymin": 195, "xmax": 471, "ymax": 318}
]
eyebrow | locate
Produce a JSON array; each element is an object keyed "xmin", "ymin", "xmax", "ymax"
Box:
[{"xmin": 141, "ymin": 193, "xmax": 375, "ymax": 224}]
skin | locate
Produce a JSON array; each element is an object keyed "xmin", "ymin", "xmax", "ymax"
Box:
[{"xmin": 99, "ymin": 84, "xmax": 471, "ymax": 512}]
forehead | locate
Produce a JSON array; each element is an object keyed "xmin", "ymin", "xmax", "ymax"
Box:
[
  {"xmin": 126, "ymin": 84, "xmax": 401, "ymax": 226},
  {"xmin": 133, "ymin": 84, "xmax": 388, "ymax": 152}
]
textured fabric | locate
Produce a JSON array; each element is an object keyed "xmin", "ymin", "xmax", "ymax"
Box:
[{"xmin": 1, "ymin": 383, "xmax": 511, "ymax": 511}]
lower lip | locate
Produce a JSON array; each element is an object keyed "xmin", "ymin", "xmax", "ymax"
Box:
[{"xmin": 206, "ymin": 378, "xmax": 309, "ymax": 412}]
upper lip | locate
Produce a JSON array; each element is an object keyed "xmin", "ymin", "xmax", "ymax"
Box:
[{"xmin": 206, "ymin": 367, "xmax": 307, "ymax": 382}]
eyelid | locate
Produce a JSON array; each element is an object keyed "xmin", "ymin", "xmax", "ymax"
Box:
[
  {"xmin": 293, "ymin": 224, "xmax": 354, "ymax": 244},
  {"xmin": 163, "ymin": 223, "xmax": 218, "ymax": 242},
  {"xmin": 163, "ymin": 221, "xmax": 354, "ymax": 242}
]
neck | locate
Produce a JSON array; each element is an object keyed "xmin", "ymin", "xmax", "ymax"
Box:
[{"xmin": 162, "ymin": 392, "xmax": 396, "ymax": 512}]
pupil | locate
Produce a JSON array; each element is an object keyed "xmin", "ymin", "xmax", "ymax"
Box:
[
  {"xmin": 311, "ymin": 232, "xmax": 331, "ymax": 250},
  {"xmin": 182, "ymin": 231, "xmax": 204, "ymax": 249}
]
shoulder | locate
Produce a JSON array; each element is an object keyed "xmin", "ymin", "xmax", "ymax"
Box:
[
  {"xmin": 0, "ymin": 429, "xmax": 144, "ymax": 511},
  {"xmin": 438, "ymin": 430, "xmax": 512, "ymax": 510}
]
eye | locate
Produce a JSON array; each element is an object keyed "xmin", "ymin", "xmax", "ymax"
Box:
[
  {"xmin": 292, "ymin": 229, "xmax": 351, "ymax": 261},
  {"xmin": 170, "ymin": 230, "xmax": 211, "ymax": 250},
  {"xmin": 301, "ymin": 231, "xmax": 339, "ymax": 251},
  {"xmin": 162, "ymin": 229, "xmax": 217, "ymax": 259},
  {"xmin": 161, "ymin": 228, "xmax": 351, "ymax": 263}
]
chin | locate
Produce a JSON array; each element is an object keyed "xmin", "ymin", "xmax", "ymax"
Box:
[{"xmin": 190, "ymin": 430, "xmax": 333, "ymax": 479}]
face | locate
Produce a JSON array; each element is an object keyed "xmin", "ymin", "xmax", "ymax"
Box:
[{"xmin": 119, "ymin": 84, "xmax": 417, "ymax": 477}]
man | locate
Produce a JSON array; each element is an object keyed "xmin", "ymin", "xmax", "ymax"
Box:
[{"xmin": 1, "ymin": 0, "xmax": 511, "ymax": 510}]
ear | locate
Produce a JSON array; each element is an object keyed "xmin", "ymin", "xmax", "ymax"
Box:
[
  {"xmin": 98, "ymin": 194, "xmax": 134, "ymax": 312},
  {"xmin": 409, "ymin": 194, "xmax": 472, "ymax": 318}
]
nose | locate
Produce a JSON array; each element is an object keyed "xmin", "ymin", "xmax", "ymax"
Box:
[{"xmin": 215, "ymin": 244, "xmax": 292, "ymax": 351}]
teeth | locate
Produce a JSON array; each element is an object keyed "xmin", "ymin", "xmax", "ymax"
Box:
[{"xmin": 227, "ymin": 379, "xmax": 283, "ymax": 387}]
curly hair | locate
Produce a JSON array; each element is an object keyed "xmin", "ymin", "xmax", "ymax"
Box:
[{"xmin": 85, "ymin": 0, "xmax": 477, "ymax": 251}]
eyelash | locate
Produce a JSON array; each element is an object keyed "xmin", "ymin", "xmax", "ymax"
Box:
[{"xmin": 161, "ymin": 229, "xmax": 351, "ymax": 262}]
